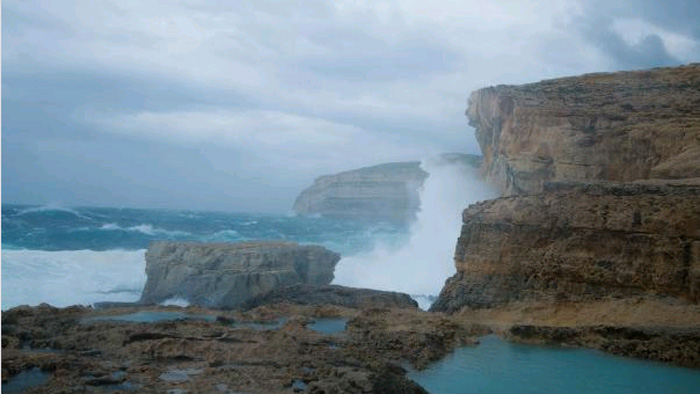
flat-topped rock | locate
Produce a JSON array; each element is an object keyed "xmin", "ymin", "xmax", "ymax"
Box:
[{"xmin": 140, "ymin": 241, "xmax": 340, "ymax": 308}]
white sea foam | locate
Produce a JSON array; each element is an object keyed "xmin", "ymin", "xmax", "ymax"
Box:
[
  {"xmin": 1, "ymin": 249, "xmax": 147, "ymax": 310},
  {"xmin": 159, "ymin": 297, "xmax": 191, "ymax": 307},
  {"xmin": 98, "ymin": 223, "xmax": 190, "ymax": 237},
  {"xmin": 333, "ymin": 157, "xmax": 497, "ymax": 301},
  {"xmin": 16, "ymin": 203, "xmax": 93, "ymax": 220}
]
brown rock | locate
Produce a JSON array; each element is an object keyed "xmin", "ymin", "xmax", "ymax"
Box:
[{"xmin": 468, "ymin": 64, "xmax": 700, "ymax": 195}]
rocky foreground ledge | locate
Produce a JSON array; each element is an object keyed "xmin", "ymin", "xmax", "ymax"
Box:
[{"xmin": 1, "ymin": 303, "xmax": 484, "ymax": 393}]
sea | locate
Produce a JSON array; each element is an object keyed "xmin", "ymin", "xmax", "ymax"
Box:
[
  {"xmin": 2, "ymin": 160, "xmax": 496, "ymax": 311},
  {"xmin": 1, "ymin": 203, "xmax": 410, "ymax": 310}
]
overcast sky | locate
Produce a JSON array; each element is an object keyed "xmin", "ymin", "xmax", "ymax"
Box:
[{"xmin": 3, "ymin": 0, "xmax": 699, "ymax": 212}]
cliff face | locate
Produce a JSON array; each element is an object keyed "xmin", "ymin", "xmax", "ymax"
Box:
[
  {"xmin": 468, "ymin": 64, "xmax": 700, "ymax": 196},
  {"xmin": 293, "ymin": 161, "xmax": 427, "ymax": 221},
  {"xmin": 140, "ymin": 241, "xmax": 340, "ymax": 308},
  {"xmin": 293, "ymin": 154, "xmax": 481, "ymax": 221},
  {"xmin": 432, "ymin": 181, "xmax": 700, "ymax": 313},
  {"xmin": 433, "ymin": 64, "xmax": 700, "ymax": 316}
]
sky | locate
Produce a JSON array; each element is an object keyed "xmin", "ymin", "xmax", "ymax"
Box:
[{"xmin": 3, "ymin": 0, "xmax": 699, "ymax": 212}]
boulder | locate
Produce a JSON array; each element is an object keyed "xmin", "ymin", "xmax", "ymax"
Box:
[{"xmin": 139, "ymin": 241, "xmax": 340, "ymax": 308}]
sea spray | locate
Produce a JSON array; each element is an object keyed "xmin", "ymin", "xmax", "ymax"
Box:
[
  {"xmin": 2, "ymin": 249, "xmax": 147, "ymax": 309},
  {"xmin": 333, "ymin": 157, "xmax": 497, "ymax": 304}
]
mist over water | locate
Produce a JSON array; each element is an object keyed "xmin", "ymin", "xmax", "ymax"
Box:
[{"xmin": 333, "ymin": 158, "xmax": 498, "ymax": 300}]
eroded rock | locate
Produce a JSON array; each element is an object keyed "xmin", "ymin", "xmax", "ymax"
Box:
[{"xmin": 140, "ymin": 241, "xmax": 340, "ymax": 308}]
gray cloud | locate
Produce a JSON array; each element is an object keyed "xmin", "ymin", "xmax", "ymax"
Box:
[{"xmin": 3, "ymin": 0, "xmax": 699, "ymax": 211}]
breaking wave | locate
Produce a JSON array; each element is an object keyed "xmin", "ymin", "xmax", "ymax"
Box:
[{"xmin": 333, "ymin": 157, "xmax": 497, "ymax": 306}]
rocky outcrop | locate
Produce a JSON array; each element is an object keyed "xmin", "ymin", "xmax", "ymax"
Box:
[
  {"xmin": 293, "ymin": 153, "xmax": 481, "ymax": 221},
  {"xmin": 432, "ymin": 181, "xmax": 700, "ymax": 313},
  {"xmin": 140, "ymin": 241, "xmax": 340, "ymax": 308},
  {"xmin": 434, "ymin": 64, "xmax": 700, "ymax": 315},
  {"xmin": 468, "ymin": 64, "xmax": 700, "ymax": 195},
  {"xmin": 241, "ymin": 284, "xmax": 419, "ymax": 310}
]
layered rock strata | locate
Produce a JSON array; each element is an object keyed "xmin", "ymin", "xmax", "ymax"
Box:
[
  {"xmin": 433, "ymin": 65, "xmax": 700, "ymax": 363},
  {"xmin": 293, "ymin": 153, "xmax": 481, "ymax": 221},
  {"xmin": 432, "ymin": 181, "xmax": 700, "ymax": 313},
  {"xmin": 468, "ymin": 64, "xmax": 700, "ymax": 195},
  {"xmin": 140, "ymin": 241, "xmax": 340, "ymax": 308}
]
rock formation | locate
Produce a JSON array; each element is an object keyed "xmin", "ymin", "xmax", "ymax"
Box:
[
  {"xmin": 140, "ymin": 241, "xmax": 340, "ymax": 308},
  {"xmin": 428, "ymin": 64, "xmax": 700, "ymax": 367},
  {"xmin": 468, "ymin": 64, "xmax": 700, "ymax": 195},
  {"xmin": 241, "ymin": 284, "xmax": 419, "ymax": 310},
  {"xmin": 432, "ymin": 181, "xmax": 700, "ymax": 312},
  {"xmin": 433, "ymin": 65, "xmax": 700, "ymax": 352},
  {"xmin": 293, "ymin": 153, "xmax": 481, "ymax": 221}
]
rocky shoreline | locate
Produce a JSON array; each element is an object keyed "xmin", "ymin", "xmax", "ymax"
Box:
[
  {"xmin": 1, "ymin": 303, "xmax": 485, "ymax": 393},
  {"xmin": 4, "ymin": 64, "xmax": 700, "ymax": 392}
]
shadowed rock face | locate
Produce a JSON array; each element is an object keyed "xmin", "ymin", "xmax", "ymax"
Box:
[
  {"xmin": 293, "ymin": 154, "xmax": 481, "ymax": 221},
  {"xmin": 468, "ymin": 64, "xmax": 700, "ymax": 196},
  {"xmin": 433, "ymin": 64, "xmax": 700, "ymax": 315},
  {"xmin": 241, "ymin": 284, "xmax": 419, "ymax": 310},
  {"xmin": 140, "ymin": 241, "xmax": 340, "ymax": 308}
]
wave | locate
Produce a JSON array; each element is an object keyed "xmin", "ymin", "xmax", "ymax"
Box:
[
  {"xmin": 1, "ymin": 249, "xmax": 147, "ymax": 310},
  {"xmin": 333, "ymin": 157, "xmax": 498, "ymax": 298},
  {"xmin": 96, "ymin": 223, "xmax": 191, "ymax": 237},
  {"xmin": 15, "ymin": 203, "xmax": 93, "ymax": 220}
]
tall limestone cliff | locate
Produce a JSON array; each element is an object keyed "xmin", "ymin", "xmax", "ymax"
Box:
[
  {"xmin": 293, "ymin": 154, "xmax": 481, "ymax": 221},
  {"xmin": 433, "ymin": 64, "xmax": 700, "ymax": 317},
  {"xmin": 468, "ymin": 64, "xmax": 700, "ymax": 196}
]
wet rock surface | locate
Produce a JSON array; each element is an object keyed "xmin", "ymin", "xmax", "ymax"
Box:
[
  {"xmin": 506, "ymin": 324, "xmax": 700, "ymax": 369},
  {"xmin": 241, "ymin": 284, "xmax": 418, "ymax": 310},
  {"xmin": 1, "ymin": 303, "xmax": 482, "ymax": 393}
]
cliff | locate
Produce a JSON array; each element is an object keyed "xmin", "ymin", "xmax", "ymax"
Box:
[
  {"xmin": 468, "ymin": 64, "xmax": 700, "ymax": 195},
  {"xmin": 432, "ymin": 181, "xmax": 700, "ymax": 313},
  {"xmin": 432, "ymin": 65, "xmax": 700, "ymax": 364},
  {"xmin": 430, "ymin": 65, "xmax": 700, "ymax": 366},
  {"xmin": 140, "ymin": 241, "xmax": 340, "ymax": 308},
  {"xmin": 293, "ymin": 154, "xmax": 481, "ymax": 221}
]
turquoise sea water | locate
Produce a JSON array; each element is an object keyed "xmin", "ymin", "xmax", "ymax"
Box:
[
  {"xmin": 408, "ymin": 335, "xmax": 700, "ymax": 394},
  {"xmin": 1, "ymin": 203, "xmax": 408, "ymax": 309},
  {"xmin": 307, "ymin": 318, "xmax": 348, "ymax": 334}
]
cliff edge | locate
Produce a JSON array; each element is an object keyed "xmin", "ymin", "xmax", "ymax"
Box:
[
  {"xmin": 433, "ymin": 65, "xmax": 700, "ymax": 366},
  {"xmin": 468, "ymin": 64, "xmax": 700, "ymax": 195}
]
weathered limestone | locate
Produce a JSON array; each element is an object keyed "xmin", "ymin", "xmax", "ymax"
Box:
[
  {"xmin": 434, "ymin": 64, "xmax": 700, "ymax": 315},
  {"xmin": 140, "ymin": 241, "xmax": 340, "ymax": 308},
  {"xmin": 468, "ymin": 64, "xmax": 700, "ymax": 196}
]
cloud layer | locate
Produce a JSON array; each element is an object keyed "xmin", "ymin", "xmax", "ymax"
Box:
[{"xmin": 3, "ymin": 0, "xmax": 698, "ymax": 211}]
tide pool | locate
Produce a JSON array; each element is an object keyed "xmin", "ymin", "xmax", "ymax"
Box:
[{"xmin": 409, "ymin": 335, "xmax": 700, "ymax": 394}]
